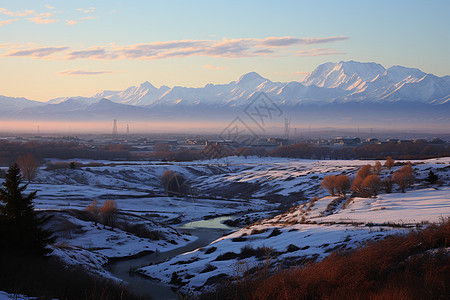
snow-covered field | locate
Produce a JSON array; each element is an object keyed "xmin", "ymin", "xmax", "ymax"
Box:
[
  {"xmin": 135, "ymin": 156, "xmax": 449, "ymax": 293},
  {"xmin": 138, "ymin": 185, "xmax": 450, "ymax": 293},
  {"xmin": 2, "ymin": 156, "xmax": 448, "ymax": 294}
]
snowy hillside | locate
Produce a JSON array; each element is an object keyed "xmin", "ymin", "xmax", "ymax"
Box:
[
  {"xmin": 134, "ymin": 156, "xmax": 450, "ymax": 293},
  {"xmin": 6, "ymin": 155, "xmax": 446, "ymax": 294}
]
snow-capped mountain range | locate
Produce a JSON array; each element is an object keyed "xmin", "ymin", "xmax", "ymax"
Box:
[
  {"xmin": 1, "ymin": 61, "xmax": 449, "ymax": 127},
  {"xmin": 86, "ymin": 60, "xmax": 450, "ymax": 106}
]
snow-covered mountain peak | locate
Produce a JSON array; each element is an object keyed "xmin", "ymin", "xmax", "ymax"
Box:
[
  {"xmin": 302, "ymin": 61, "xmax": 385, "ymax": 90},
  {"xmin": 48, "ymin": 96, "xmax": 98, "ymax": 105},
  {"xmin": 384, "ymin": 65, "xmax": 426, "ymax": 81},
  {"xmin": 335, "ymin": 61, "xmax": 386, "ymax": 80},
  {"xmin": 139, "ymin": 81, "xmax": 157, "ymax": 90},
  {"xmin": 235, "ymin": 72, "xmax": 268, "ymax": 86}
]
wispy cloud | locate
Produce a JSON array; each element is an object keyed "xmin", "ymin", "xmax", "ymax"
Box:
[
  {"xmin": 66, "ymin": 20, "xmax": 78, "ymax": 25},
  {"xmin": 28, "ymin": 12, "xmax": 58, "ymax": 24},
  {"xmin": 1, "ymin": 7, "xmax": 58, "ymax": 24},
  {"xmin": 57, "ymin": 69, "xmax": 112, "ymax": 76},
  {"xmin": 45, "ymin": 5, "xmax": 55, "ymax": 10},
  {"xmin": 67, "ymin": 47, "xmax": 109, "ymax": 59},
  {"xmin": 76, "ymin": 7, "xmax": 95, "ymax": 14},
  {"xmin": 3, "ymin": 46, "xmax": 69, "ymax": 58},
  {"xmin": 66, "ymin": 16, "xmax": 95, "ymax": 25},
  {"xmin": 0, "ymin": 19, "xmax": 18, "ymax": 26},
  {"xmin": 260, "ymin": 36, "xmax": 348, "ymax": 47},
  {"xmin": 0, "ymin": 36, "xmax": 348, "ymax": 60},
  {"xmin": 66, "ymin": 36, "xmax": 349, "ymax": 60},
  {"xmin": 202, "ymin": 64, "xmax": 224, "ymax": 70},
  {"xmin": 296, "ymin": 48, "xmax": 345, "ymax": 56},
  {"xmin": 0, "ymin": 8, "xmax": 34, "ymax": 17}
]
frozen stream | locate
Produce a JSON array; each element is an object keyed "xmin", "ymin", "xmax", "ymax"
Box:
[{"xmin": 107, "ymin": 215, "xmax": 237, "ymax": 299}]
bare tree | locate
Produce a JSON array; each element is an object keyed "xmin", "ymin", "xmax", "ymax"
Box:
[
  {"xmin": 385, "ymin": 156, "xmax": 395, "ymax": 169},
  {"xmin": 361, "ymin": 174, "xmax": 381, "ymax": 197},
  {"xmin": 16, "ymin": 153, "xmax": 39, "ymax": 183},
  {"xmin": 100, "ymin": 200, "xmax": 118, "ymax": 228},
  {"xmin": 356, "ymin": 164, "xmax": 372, "ymax": 180},
  {"xmin": 86, "ymin": 199, "xmax": 100, "ymax": 225},
  {"xmin": 392, "ymin": 164, "xmax": 415, "ymax": 193},
  {"xmin": 374, "ymin": 161, "xmax": 382, "ymax": 175},
  {"xmin": 351, "ymin": 177, "xmax": 364, "ymax": 195},
  {"xmin": 335, "ymin": 175, "xmax": 350, "ymax": 198},
  {"xmin": 381, "ymin": 177, "xmax": 393, "ymax": 193},
  {"xmin": 321, "ymin": 175, "xmax": 337, "ymax": 196}
]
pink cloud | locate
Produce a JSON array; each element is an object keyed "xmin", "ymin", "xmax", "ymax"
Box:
[
  {"xmin": 0, "ymin": 19, "xmax": 18, "ymax": 26},
  {"xmin": 66, "ymin": 16, "xmax": 95, "ymax": 26},
  {"xmin": 0, "ymin": 8, "xmax": 34, "ymax": 17},
  {"xmin": 28, "ymin": 12, "xmax": 58, "ymax": 24},
  {"xmin": 2, "ymin": 36, "xmax": 348, "ymax": 60},
  {"xmin": 57, "ymin": 69, "xmax": 112, "ymax": 76},
  {"xmin": 76, "ymin": 7, "xmax": 96, "ymax": 13},
  {"xmin": 4, "ymin": 46, "xmax": 69, "ymax": 58}
]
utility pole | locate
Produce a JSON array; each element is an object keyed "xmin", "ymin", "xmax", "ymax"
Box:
[{"xmin": 112, "ymin": 119, "xmax": 118, "ymax": 136}]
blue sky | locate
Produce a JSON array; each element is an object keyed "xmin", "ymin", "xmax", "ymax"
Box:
[{"xmin": 0, "ymin": 0, "xmax": 449, "ymax": 100}]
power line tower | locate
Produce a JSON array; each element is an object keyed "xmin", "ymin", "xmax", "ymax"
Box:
[
  {"xmin": 112, "ymin": 119, "xmax": 118, "ymax": 136},
  {"xmin": 126, "ymin": 124, "xmax": 130, "ymax": 135},
  {"xmin": 284, "ymin": 118, "xmax": 291, "ymax": 140}
]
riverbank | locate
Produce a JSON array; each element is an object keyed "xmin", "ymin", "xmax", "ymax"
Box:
[{"xmin": 106, "ymin": 215, "xmax": 238, "ymax": 299}]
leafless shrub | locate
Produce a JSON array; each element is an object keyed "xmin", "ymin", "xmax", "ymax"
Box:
[
  {"xmin": 374, "ymin": 161, "xmax": 382, "ymax": 174},
  {"xmin": 361, "ymin": 174, "xmax": 382, "ymax": 197},
  {"xmin": 86, "ymin": 200, "xmax": 100, "ymax": 225},
  {"xmin": 321, "ymin": 175, "xmax": 337, "ymax": 196},
  {"xmin": 392, "ymin": 163, "xmax": 415, "ymax": 193},
  {"xmin": 356, "ymin": 164, "xmax": 372, "ymax": 180},
  {"xmin": 385, "ymin": 156, "xmax": 395, "ymax": 169},
  {"xmin": 100, "ymin": 200, "xmax": 118, "ymax": 228},
  {"xmin": 17, "ymin": 153, "xmax": 39, "ymax": 182},
  {"xmin": 381, "ymin": 177, "xmax": 393, "ymax": 193},
  {"xmin": 120, "ymin": 222, "xmax": 164, "ymax": 240}
]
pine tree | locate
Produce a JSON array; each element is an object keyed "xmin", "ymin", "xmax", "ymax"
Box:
[
  {"xmin": 0, "ymin": 164, "xmax": 53, "ymax": 256},
  {"xmin": 425, "ymin": 170, "xmax": 438, "ymax": 184}
]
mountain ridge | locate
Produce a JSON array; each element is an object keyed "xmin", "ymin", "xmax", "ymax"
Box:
[
  {"xmin": 0, "ymin": 61, "xmax": 448, "ymax": 129},
  {"xmin": 84, "ymin": 60, "xmax": 450, "ymax": 107}
]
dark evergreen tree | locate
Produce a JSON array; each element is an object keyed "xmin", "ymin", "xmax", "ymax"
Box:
[
  {"xmin": 425, "ymin": 170, "xmax": 438, "ymax": 184},
  {"xmin": 0, "ymin": 164, "xmax": 53, "ymax": 256}
]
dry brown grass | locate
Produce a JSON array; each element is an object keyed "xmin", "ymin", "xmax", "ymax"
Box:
[{"xmin": 202, "ymin": 218, "xmax": 450, "ymax": 300}]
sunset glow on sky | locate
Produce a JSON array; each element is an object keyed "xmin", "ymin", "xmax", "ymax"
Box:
[{"xmin": 0, "ymin": 0, "xmax": 449, "ymax": 101}]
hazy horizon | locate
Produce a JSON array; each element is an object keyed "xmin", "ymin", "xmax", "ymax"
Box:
[{"xmin": 1, "ymin": 120, "xmax": 449, "ymax": 138}]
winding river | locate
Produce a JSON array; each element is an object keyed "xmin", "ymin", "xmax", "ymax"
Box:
[{"xmin": 107, "ymin": 216, "xmax": 237, "ymax": 299}]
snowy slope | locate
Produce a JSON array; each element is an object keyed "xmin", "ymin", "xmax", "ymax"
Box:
[
  {"xmin": 137, "ymin": 157, "xmax": 450, "ymax": 293},
  {"xmin": 4, "ymin": 156, "xmax": 446, "ymax": 291},
  {"xmin": 302, "ymin": 60, "xmax": 386, "ymax": 90},
  {"xmin": 0, "ymin": 95, "xmax": 43, "ymax": 112},
  {"xmin": 93, "ymin": 82, "xmax": 170, "ymax": 106},
  {"xmin": 138, "ymin": 184, "xmax": 450, "ymax": 293}
]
